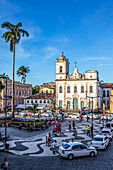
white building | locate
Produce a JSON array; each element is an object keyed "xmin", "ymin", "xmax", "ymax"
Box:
[
  {"xmin": 56, "ymin": 52, "xmax": 99, "ymax": 111},
  {"xmin": 98, "ymin": 83, "xmax": 112, "ymax": 109}
]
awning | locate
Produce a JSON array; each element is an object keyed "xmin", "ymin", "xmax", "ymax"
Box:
[{"xmin": 57, "ymin": 106, "xmax": 62, "ymax": 109}]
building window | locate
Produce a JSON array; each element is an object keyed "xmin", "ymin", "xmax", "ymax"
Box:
[
  {"xmin": 67, "ymin": 101, "xmax": 70, "ymax": 109},
  {"xmin": 59, "ymin": 86, "xmax": 62, "ymax": 93},
  {"xmin": 35, "ymin": 100, "xmax": 37, "ymax": 103},
  {"xmin": 46, "ymin": 90, "xmax": 48, "ymax": 94},
  {"xmin": 44, "ymin": 100, "xmax": 46, "ymax": 103},
  {"xmin": 50, "ymin": 90, "xmax": 52, "ymax": 94},
  {"xmin": 31, "ymin": 100, "xmax": 33, "ymax": 103},
  {"xmin": 27, "ymin": 100, "xmax": 29, "ymax": 103},
  {"xmin": 59, "ymin": 100, "xmax": 62, "ymax": 107},
  {"xmin": 23, "ymin": 91, "xmax": 24, "ymax": 96},
  {"xmin": 107, "ymin": 90, "xmax": 109, "ymax": 97},
  {"xmin": 107, "ymin": 101, "xmax": 109, "ymax": 107},
  {"xmin": 16, "ymin": 91, "xmax": 18, "ymax": 96},
  {"xmin": 40, "ymin": 100, "xmax": 42, "ymax": 103},
  {"xmin": 42, "ymin": 90, "xmax": 43, "ymax": 93},
  {"xmin": 89, "ymin": 86, "xmax": 93, "ymax": 93},
  {"xmin": 60, "ymin": 66, "xmax": 62, "ymax": 73},
  {"xmin": 81, "ymin": 86, "xmax": 84, "ymax": 93},
  {"xmin": 67, "ymin": 86, "xmax": 70, "ymax": 93},
  {"xmin": 20, "ymin": 91, "xmax": 21, "ymax": 96},
  {"xmin": 25, "ymin": 91, "xmax": 27, "ymax": 96},
  {"xmin": 74, "ymin": 86, "xmax": 77, "ymax": 93},
  {"xmin": 103, "ymin": 90, "xmax": 105, "ymax": 97},
  {"xmin": 47, "ymin": 100, "xmax": 49, "ymax": 103}
]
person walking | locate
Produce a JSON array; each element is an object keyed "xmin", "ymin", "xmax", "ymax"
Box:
[
  {"xmin": 46, "ymin": 133, "xmax": 49, "ymax": 146},
  {"xmin": 86, "ymin": 115, "xmax": 89, "ymax": 122},
  {"xmin": 72, "ymin": 121, "xmax": 75, "ymax": 129},
  {"xmin": 68, "ymin": 121, "xmax": 71, "ymax": 131},
  {"xmin": 87, "ymin": 125, "xmax": 90, "ymax": 136},
  {"xmin": 48, "ymin": 132, "xmax": 51, "ymax": 147},
  {"xmin": 91, "ymin": 125, "xmax": 93, "ymax": 138},
  {"xmin": 2, "ymin": 157, "xmax": 12, "ymax": 170},
  {"xmin": 52, "ymin": 140, "xmax": 57, "ymax": 154},
  {"xmin": 73, "ymin": 127, "xmax": 77, "ymax": 139}
]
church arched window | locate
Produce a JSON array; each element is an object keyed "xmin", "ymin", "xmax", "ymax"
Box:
[
  {"xmin": 59, "ymin": 86, "xmax": 62, "ymax": 93},
  {"xmin": 67, "ymin": 86, "xmax": 70, "ymax": 93},
  {"xmin": 60, "ymin": 66, "xmax": 63, "ymax": 73},
  {"xmin": 90, "ymin": 86, "xmax": 93, "ymax": 93},
  {"xmin": 74, "ymin": 86, "xmax": 77, "ymax": 93},
  {"xmin": 81, "ymin": 86, "xmax": 84, "ymax": 93}
]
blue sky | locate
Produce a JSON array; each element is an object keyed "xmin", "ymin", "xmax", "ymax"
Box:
[{"xmin": 0, "ymin": 0, "xmax": 113, "ymax": 86}]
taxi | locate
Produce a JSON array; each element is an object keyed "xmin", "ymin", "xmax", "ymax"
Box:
[
  {"xmin": 100, "ymin": 128, "xmax": 113, "ymax": 141},
  {"xmin": 91, "ymin": 135, "xmax": 110, "ymax": 150},
  {"xmin": 58, "ymin": 142, "xmax": 97, "ymax": 160}
]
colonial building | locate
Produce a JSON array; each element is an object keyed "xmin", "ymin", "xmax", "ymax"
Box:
[
  {"xmin": 24, "ymin": 93, "xmax": 55, "ymax": 108},
  {"xmin": 110, "ymin": 89, "xmax": 113, "ymax": 113},
  {"xmin": 39, "ymin": 82, "xmax": 56, "ymax": 94},
  {"xmin": 0, "ymin": 74, "xmax": 32, "ymax": 111},
  {"xmin": 56, "ymin": 52, "xmax": 99, "ymax": 111},
  {"xmin": 98, "ymin": 83, "xmax": 113, "ymax": 109}
]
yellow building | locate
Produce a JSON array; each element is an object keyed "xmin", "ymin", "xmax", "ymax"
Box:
[{"xmin": 110, "ymin": 89, "xmax": 113, "ymax": 113}]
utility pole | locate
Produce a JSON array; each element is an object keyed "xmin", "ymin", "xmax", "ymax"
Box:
[{"xmin": 5, "ymin": 75, "xmax": 8, "ymax": 150}]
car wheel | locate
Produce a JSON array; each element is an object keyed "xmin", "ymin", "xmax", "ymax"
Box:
[
  {"xmin": 108, "ymin": 140, "xmax": 110, "ymax": 146},
  {"xmin": 104, "ymin": 146, "xmax": 107, "ymax": 151},
  {"xmin": 90, "ymin": 151, "xmax": 95, "ymax": 157},
  {"xmin": 68, "ymin": 154, "xmax": 74, "ymax": 160}
]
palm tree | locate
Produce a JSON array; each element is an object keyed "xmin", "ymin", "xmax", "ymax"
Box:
[
  {"xmin": 17, "ymin": 66, "xmax": 30, "ymax": 83},
  {"xmin": 26, "ymin": 104, "xmax": 40, "ymax": 131},
  {"xmin": 1, "ymin": 21, "xmax": 29, "ymax": 118}
]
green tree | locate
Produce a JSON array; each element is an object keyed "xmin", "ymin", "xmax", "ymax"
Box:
[
  {"xmin": 32, "ymin": 86, "xmax": 40, "ymax": 94},
  {"xmin": 1, "ymin": 21, "xmax": 29, "ymax": 118},
  {"xmin": 17, "ymin": 66, "xmax": 30, "ymax": 83},
  {"xmin": 26, "ymin": 104, "xmax": 40, "ymax": 131},
  {"xmin": 99, "ymin": 80, "xmax": 104, "ymax": 85}
]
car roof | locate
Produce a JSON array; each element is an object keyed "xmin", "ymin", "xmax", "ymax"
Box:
[
  {"xmin": 102, "ymin": 128, "xmax": 111, "ymax": 131},
  {"xmin": 67, "ymin": 142, "xmax": 83, "ymax": 145},
  {"xmin": 94, "ymin": 135, "xmax": 105, "ymax": 138}
]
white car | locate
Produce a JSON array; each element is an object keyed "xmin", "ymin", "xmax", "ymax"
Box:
[
  {"xmin": 101, "ymin": 115, "xmax": 112, "ymax": 121},
  {"xmin": 58, "ymin": 142, "xmax": 97, "ymax": 160},
  {"xmin": 68, "ymin": 113, "xmax": 80, "ymax": 119},
  {"xmin": 100, "ymin": 128, "xmax": 113, "ymax": 141},
  {"xmin": 91, "ymin": 135, "xmax": 110, "ymax": 150},
  {"xmin": 106, "ymin": 122, "xmax": 113, "ymax": 131},
  {"xmin": 84, "ymin": 114, "xmax": 98, "ymax": 119}
]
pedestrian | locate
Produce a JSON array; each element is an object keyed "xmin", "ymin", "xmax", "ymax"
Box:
[
  {"xmin": 68, "ymin": 121, "xmax": 71, "ymax": 131},
  {"xmin": 87, "ymin": 125, "xmax": 90, "ymax": 136},
  {"xmin": 59, "ymin": 124, "xmax": 61, "ymax": 133},
  {"xmin": 48, "ymin": 132, "xmax": 51, "ymax": 147},
  {"xmin": 46, "ymin": 133, "xmax": 49, "ymax": 146},
  {"xmin": 72, "ymin": 121, "xmax": 75, "ymax": 129},
  {"xmin": 71, "ymin": 138, "xmax": 74, "ymax": 142},
  {"xmin": 52, "ymin": 140, "xmax": 57, "ymax": 154},
  {"xmin": 73, "ymin": 127, "xmax": 77, "ymax": 139},
  {"xmin": 2, "ymin": 157, "xmax": 12, "ymax": 170},
  {"xmin": 86, "ymin": 115, "xmax": 89, "ymax": 122}
]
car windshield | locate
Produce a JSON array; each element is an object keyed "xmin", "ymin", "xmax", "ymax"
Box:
[
  {"xmin": 102, "ymin": 131, "xmax": 109, "ymax": 133},
  {"xmin": 63, "ymin": 144, "xmax": 70, "ymax": 149},
  {"xmin": 93, "ymin": 138, "xmax": 103, "ymax": 141}
]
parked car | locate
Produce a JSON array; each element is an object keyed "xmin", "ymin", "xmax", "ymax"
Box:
[
  {"xmin": 84, "ymin": 114, "xmax": 98, "ymax": 119},
  {"xmin": 68, "ymin": 113, "xmax": 80, "ymax": 119},
  {"xmin": 101, "ymin": 115, "xmax": 112, "ymax": 121},
  {"xmin": 91, "ymin": 135, "xmax": 110, "ymax": 150},
  {"xmin": 100, "ymin": 128, "xmax": 113, "ymax": 141},
  {"xmin": 106, "ymin": 122, "xmax": 113, "ymax": 131},
  {"xmin": 58, "ymin": 142, "xmax": 97, "ymax": 160}
]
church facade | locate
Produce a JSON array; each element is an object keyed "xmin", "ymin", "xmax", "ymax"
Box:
[{"xmin": 56, "ymin": 52, "xmax": 99, "ymax": 111}]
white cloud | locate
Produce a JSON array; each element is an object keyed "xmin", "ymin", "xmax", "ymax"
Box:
[
  {"xmin": 98, "ymin": 63, "xmax": 111, "ymax": 67},
  {"xmin": 82, "ymin": 57, "xmax": 111, "ymax": 61},
  {"xmin": 54, "ymin": 37, "xmax": 69, "ymax": 42},
  {"xmin": 42, "ymin": 46, "xmax": 59, "ymax": 62}
]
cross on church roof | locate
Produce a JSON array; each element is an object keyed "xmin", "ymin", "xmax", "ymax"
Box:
[
  {"xmin": 75, "ymin": 61, "xmax": 77, "ymax": 67},
  {"xmin": 62, "ymin": 52, "xmax": 64, "ymax": 56}
]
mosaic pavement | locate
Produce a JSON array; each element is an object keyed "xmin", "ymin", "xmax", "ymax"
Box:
[{"xmin": 0, "ymin": 119, "xmax": 104, "ymax": 157}]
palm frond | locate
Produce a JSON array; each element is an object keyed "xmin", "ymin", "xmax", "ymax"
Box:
[
  {"xmin": 18, "ymin": 29, "xmax": 29, "ymax": 37},
  {"xmin": 1, "ymin": 21, "xmax": 14, "ymax": 30}
]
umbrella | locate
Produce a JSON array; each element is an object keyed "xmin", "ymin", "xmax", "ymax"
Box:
[
  {"xmin": 51, "ymin": 121, "xmax": 58, "ymax": 124},
  {"xmin": 81, "ymin": 107, "xmax": 87, "ymax": 109},
  {"xmin": 57, "ymin": 106, "xmax": 62, "ymax": 109}
]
